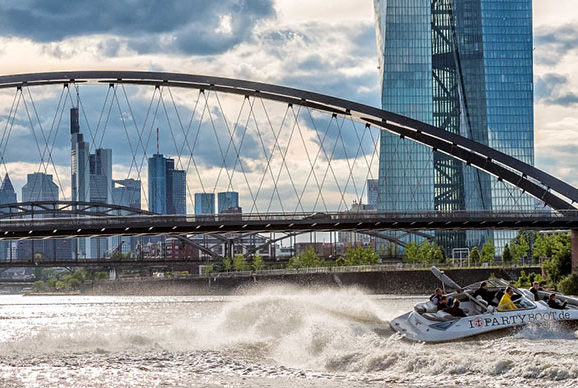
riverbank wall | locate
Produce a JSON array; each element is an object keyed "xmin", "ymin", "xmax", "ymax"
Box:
[{"xmin": 81, "ymin": 267, "xmax": 541, "ymax": 296}]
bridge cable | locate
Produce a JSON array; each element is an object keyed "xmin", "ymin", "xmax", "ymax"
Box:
[
  {"xmin": 158, "ymin": 86, "xmax": 197, "ymax": 212},
  {"xmin": 210, "ymin": 91, "xmax": 249, "ymax": 199},
  {"xmin": 266, "ymin": 104, "xmax": 305, "ymax": 214},
  {"xmin": 119, "ymin": 83, "xmax": 163, "ymax": 209},
  {"xmin": 212, "ymin": 90, "xmax": 259, "ymax": 212},
  {"xmin": 290, "ymin": 105, "xmax": 332, "ymax": 213},
  {"xmin": 38, "ymin": 86, "xmax": 70, "ymax": 200},
  {"xmin": 357, "ymin": 123, "xmax": 381, "ymax": 208},
  {"xmin": 250, "ymin": 100, "xmax": 291, "ymax": 214},
  {"xmin": 308, "ymin": 110, "xmax": 346, "ymax": 212},
  {"xmin": 184, "ymin": 90, "xmax": 210, "ymax": 196},
  {"xmin": 336, "ymin": 118, "xmax": 364, "ymax": 211},
  {"xmin": 21, "ymin": 87, "xmax": 67, "ymax": 200},
  {"xmin": 296, "ymin": 107, "xmax": 337, "ymax": 213},
  {"xmin": 196, "ymin": 90, "xmax": 235, "ymax": 198},
  {"xmin": 167, "ymin": 87, "xmax": 204, "ymax": 213},
  {"xmin": 0, "ymin": 89, "xmax": 22, "ymax": 183},
  {"xmin": 131, "ymin": 86, "xmax": 164, "ymax": 210}
]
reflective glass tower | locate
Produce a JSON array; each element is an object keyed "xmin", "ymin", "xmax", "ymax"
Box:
[{"xmin": 374, "ymin": 0, "xmax": 534, "ymax": 252}]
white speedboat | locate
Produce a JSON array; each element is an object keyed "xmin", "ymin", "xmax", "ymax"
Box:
[{"xmin": 391, "ymin": 266, "xmax": 578, "ymax": 342}]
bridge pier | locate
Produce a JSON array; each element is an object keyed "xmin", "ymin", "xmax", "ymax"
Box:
[{"xmin": 571, "ymin": 230, "xmax": 578, "ymax": 274}]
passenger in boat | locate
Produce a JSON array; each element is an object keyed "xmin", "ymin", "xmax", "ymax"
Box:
[
  {"xmin": 430, "ymin": 288, "xmax": 444, "ymax": 305},
  {"xmin": 498, "ymin": 286, "xmax": 518, "ymax": 311},
  {"xmin": 443, "ymin": 299, "xmax": 467, "ymax": 317},
  {"xmin": 529, "ymin": 282, "xmax": 543, "ymax": 301},
  {"xmin": 473, "ymin": 282, "xmax": 498, "ymax": 306},
  {"xmin": 437, "ymin": 296, "xmax": 450, "ymax": 310},
  {"xmin": 547, "ymin": 293, "xmax": 567, "ymax": 310}
]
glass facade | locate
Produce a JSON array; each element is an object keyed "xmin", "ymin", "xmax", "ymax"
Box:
[
  {"xmin": 218, "ymin": 191, "xmax": 239, "ymax": 213},
  {"xmin": 374, "ymin": 0, "xmax": 534, "ymax": 252},
  {"xmin": 195, "ymin": 193, "xmax": 215, "ymax": 216},
  {"xmin": 148, "ymin": 154, "xmax": 167, "ymax": 214}
]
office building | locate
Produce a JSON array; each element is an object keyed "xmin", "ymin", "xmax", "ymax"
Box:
[
  {"xmin": 22, "ymin": 173, "xmax": 59, "ymax": 202},
  {"xmin": 112, "ymin": 179, "xmax": 142, "ymax": 255},
  {"xmin": 148, "ymin": 154, "xmax": 167, "ymax": 214},
  {"xmin": 112, "ymin": 179, "xmax": 141, "ymax": 210},
  {"xmin": 366, "ymin": 179, "xmax": 378, "ymax": 210},
  {"xmin": 218, "ymin": 192, "xmax": 239, "ymax": 213},
  {"xmin": 148, "ymin": 154, "xmax": 186, "ymax": 215},
  {"xmin": 195, "ymin": 193, "xmax": 215, "ymax": 215},
  {"xmin": 374, "ymin": 0, "xmax": 534, "ymax": 251},
  {"xmin": 171, "ymin": 170, "xmax": 186, "ymax": 215},
  {"xmin": 0, "ymin": 174, "xmax": 16, "ymax": 260},
  {"xmin": 70, "ymin": 107, "xmax": 90, "ymax": 203},
  {"xmin": 19, "ymin": 173, "xmax": 71, "ymax": 261}
]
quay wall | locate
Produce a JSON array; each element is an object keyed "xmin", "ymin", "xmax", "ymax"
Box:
[{"xmin": 81, "ymin": 267, "xmax": 541, "ymax": 296}]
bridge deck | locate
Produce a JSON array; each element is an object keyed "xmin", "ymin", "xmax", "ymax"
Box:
[{"xmin": 1, "ymin": 211, "xmax": 577, "ymax": 240}]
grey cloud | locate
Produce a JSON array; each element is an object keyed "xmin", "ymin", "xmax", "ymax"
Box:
[
  {"xmin": 548, "ymin": 93, "xmax": 578, "ymax": 106},
  {"xmin": 535, "ymin": 73, "xmax": 567, "ymax": 99},
  {"xmin": 0, "ymin": 0, "xmax": 275, "ymax": 55},
  {"xmin": 535, "ymin": 73, "xmax": 578, "ymax": 107},
  {"xmin": 536, "ymin": 147, "xmax": 578, "ymax": 187},
  {"xmin": 534, "ymin": 24, "xmax": 578, "ymax": 66}
]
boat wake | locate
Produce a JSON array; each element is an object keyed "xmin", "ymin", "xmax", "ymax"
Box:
[{"xmin": 1, "ymin": 286, "xmax": 577, "ymax": 386}]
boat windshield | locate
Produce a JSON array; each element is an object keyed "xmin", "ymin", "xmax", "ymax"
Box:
[{"xmin": 465, "ymin": 278, "xmax": 510, "ymax": 291}]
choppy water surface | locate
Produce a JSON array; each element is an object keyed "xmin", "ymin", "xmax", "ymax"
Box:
[{"xmin": 0, "ymin": 285, "xmax": 577, "ymax": 387}]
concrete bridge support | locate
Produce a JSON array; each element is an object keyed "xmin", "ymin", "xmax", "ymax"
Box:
[{"xmin": 571, "ymin": 230, "xmax": 578, "ymax": 274}]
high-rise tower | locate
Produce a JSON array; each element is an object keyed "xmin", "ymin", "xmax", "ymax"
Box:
[{"xmin": 374, "ymin": 0, "xmax": 534, "ymax": 252}]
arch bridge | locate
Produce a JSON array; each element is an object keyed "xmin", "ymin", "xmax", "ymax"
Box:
[{"xmin": 0, "ymin": 71, "xmax": 577, "ymax": 271}]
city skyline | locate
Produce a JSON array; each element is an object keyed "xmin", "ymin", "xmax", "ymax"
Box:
[{"xmin": 0, "ymin": 0, "xmax": 575, "ymax": 200}]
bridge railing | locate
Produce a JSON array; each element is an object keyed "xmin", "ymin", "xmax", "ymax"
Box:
[
  {"xmin": 0, "ymin": 209, "xmax": 574, "ymax": 227},
  {"xmin": 185, "ymin": 263, "xmax": 540, "ymax": 280}
]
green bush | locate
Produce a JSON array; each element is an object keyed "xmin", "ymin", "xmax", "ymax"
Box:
[{"xmin": 557, "ymin": 274, "xmax": 578, "ymax": 296}]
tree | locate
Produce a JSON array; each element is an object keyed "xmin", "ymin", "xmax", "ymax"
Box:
[
  {"xmin": 468, "ymin": 246, "xmax": 481, "ymax": 265},
  {"xmin": 339, "ymin": 246, "xmax": 379, "ymax": 266},
  {"xmin": 201, "ymin": 263, "xmax": 214, "ymax": 274},
  {"xmin": 417, "ymin": 242, "xmax": 432, "ymax": 264},
  {"xmin": 299, "ymin": 246, "xmax": 323, "ymax": 267},
  {"xmin": 510, "ymin": 234, "xmax": 529, "ymax": 264},
  {"xmin": 232, "ymin": 255, "xmax": 248, "ymax": 271},
  {"xmin": 543, "ymin": 232, "xmax": 572, "ymax": 285},
  {"xmin": 431, "ymin": 245, "xmax": 444, "ymax": 263},
  {"xmin": 557, "ymin": 274, "xmax": 578, "ymax": 296},
  {"xmin": 404, "ymin": 241, "xmax": 420, "ymax": 264},
  {"xmin": 532, "ymin": 233, "xmax": 552, "ymax": 262},
  {"xmin": 252, "ymin": 255, "xmax": 265, "ymax": 271},
  {"xmin": 502, "ymin": 243, "xmax": 513, "ymax": 264},
  {"xmin": 222, "ymin": 257, "xmax": 232, "ymax": 271},
  {"xmin": 481, "ymin": 239, "xmax": 495, "ymax": 264},
  {"xmin": 287, "ymin": 247, "xmax": 323, "ymax": 269}
]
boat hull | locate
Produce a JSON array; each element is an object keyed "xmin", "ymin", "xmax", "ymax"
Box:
[{"xmin": 391, "ymin": 304, "xmax": 578, "ymax": 342}]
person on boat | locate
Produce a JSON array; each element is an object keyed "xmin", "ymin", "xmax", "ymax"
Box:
[
  {"xmin": 529, "ymin": 282, "xmax": 543, "ymax": 301},
  {"xmin": 473, "ymin": 281, "xmax": 497, "ymax": 306},
  {"xmin": 498, "ymin": 286, "xmax": 518, "ymax": 311},
  {"xmin": 547, "ymin": 293, "xmax": 568, "ymax": 310},
  {"xmin": 430, "ymin": 288, "xmax": 443, "ymax": 305},
  {"xmin": 443, "ymin": 299, "xmax": 467, "ymax": 317},
  {"xmin": 437, "ymin": 296, "xmax": 450, "ymax": 310}
]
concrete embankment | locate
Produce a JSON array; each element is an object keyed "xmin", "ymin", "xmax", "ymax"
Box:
[{"xmin": 81, "ymin": 267, "xmax": 541, "ymax": 296}]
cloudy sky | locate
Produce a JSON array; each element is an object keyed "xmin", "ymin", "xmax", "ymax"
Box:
[{"xmin": 0, "ymin": 0, "xmax": 577, "ymax": 208}]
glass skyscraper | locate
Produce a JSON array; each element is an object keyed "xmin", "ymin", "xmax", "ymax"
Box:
[
  {"xmin": 148, "ymin": 154, "xmax": 187, "ymax": 215},
  {"xmin": 195, "ymin": 193, "xmax": 215, "ymax": 216},
  {"xmin": 374, "ymin": 0, "xmax": 534, "ymax": 251},
  {"xmin": 218, "ymin": 191, "xmax": 239, "ymax": 213}
]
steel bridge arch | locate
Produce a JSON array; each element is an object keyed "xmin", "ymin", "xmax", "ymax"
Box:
[
  {"xmin": 0, "ymin": 201, "xmax": 155, "ymax": 219},
  {"xmin": 1, "ymin": 71, "xmax": 577, "ymax": 212}
]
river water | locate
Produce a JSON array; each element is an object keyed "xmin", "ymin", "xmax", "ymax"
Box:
[{"xmin": 0, "ymin": 285, "xmax": 577, "ymax": 387}]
